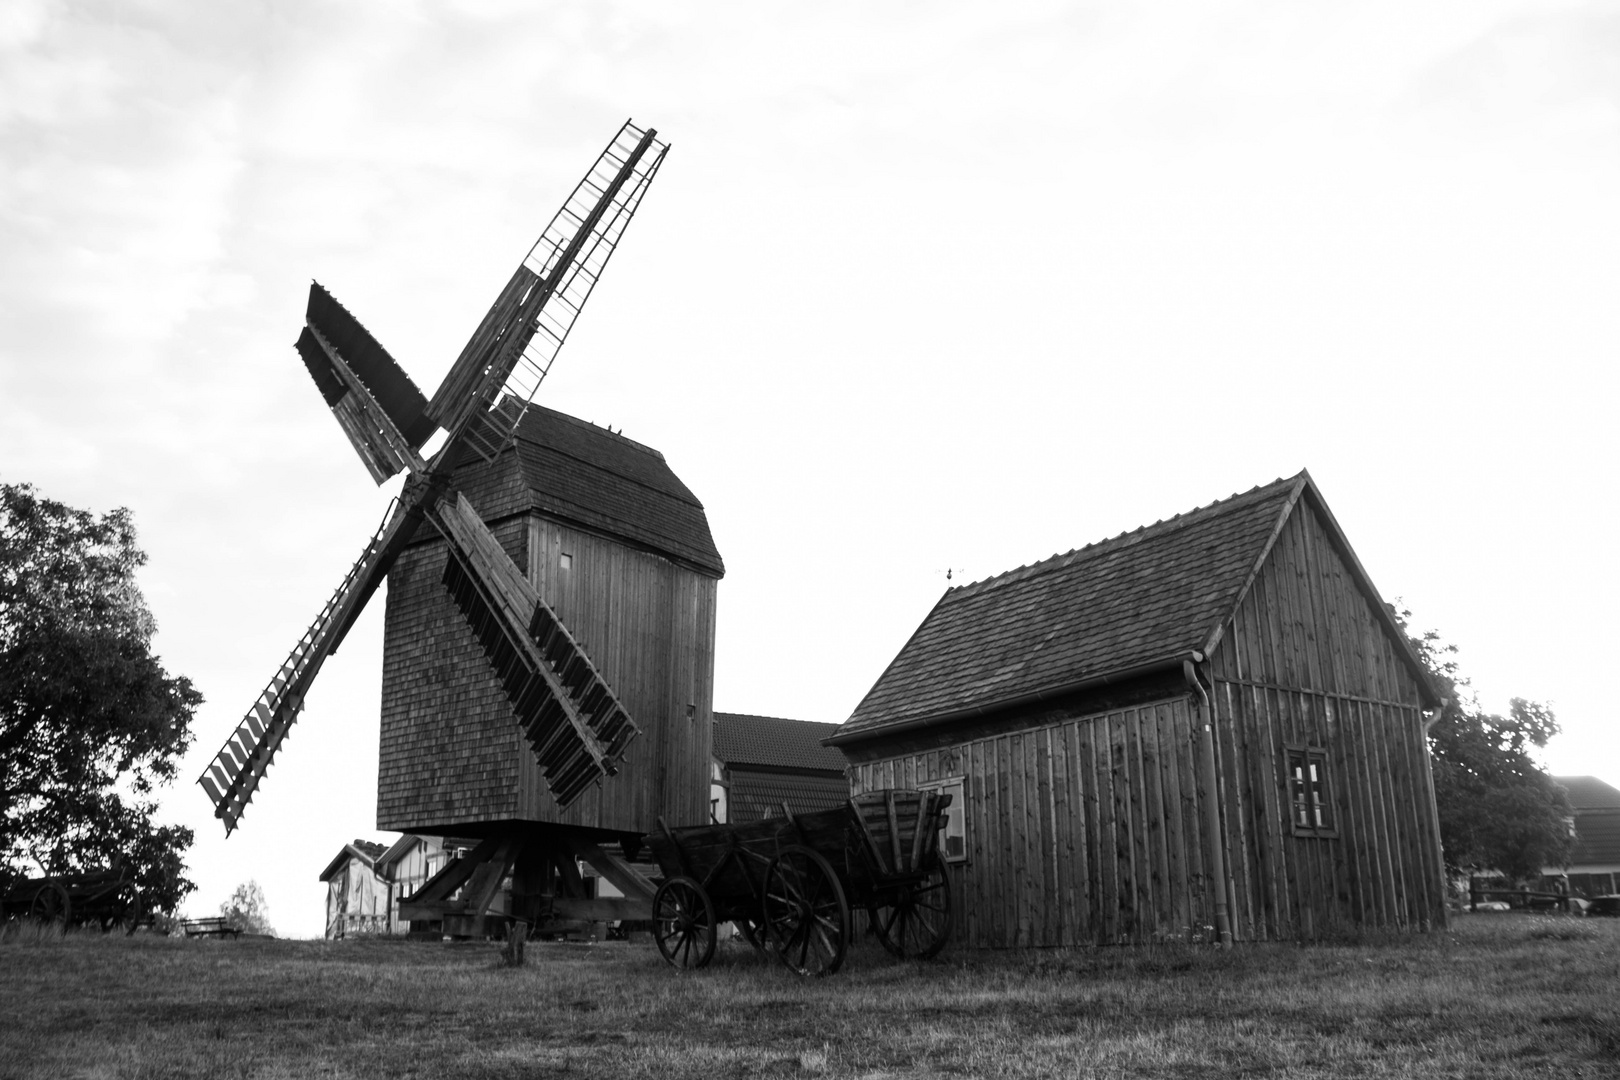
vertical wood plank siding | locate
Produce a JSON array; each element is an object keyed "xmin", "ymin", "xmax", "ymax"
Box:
[
  {"xmin": 377, "ymin": 513, "xmax": 717, "ymax": 835},
  {"xmin": 852, "ymin": 699, "xmax": 1216, "ymax": 947},
  {"xmin": 849, "ymin": 500, "xmax": 1445, "ymax": 947}
]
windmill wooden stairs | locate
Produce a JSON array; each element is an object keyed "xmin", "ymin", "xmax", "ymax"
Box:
[{"xmin": 197, "ymin": 120, "xmax": 683, "ymax": 942}]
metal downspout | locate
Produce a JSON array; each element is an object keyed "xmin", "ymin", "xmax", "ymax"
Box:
[
  {"xmin": 1422, "ymin": 699, "xmax": 1451, "ymax": 928},
  {"xmin": 1184, "ymin": 657, "xmax": 1234, "ymax": 947}
]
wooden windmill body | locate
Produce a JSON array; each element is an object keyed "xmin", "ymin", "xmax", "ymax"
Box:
[
  {"xmin": 197, "ymin": 121, "xmax": 711, "ymax": 935},
  {"xmin": 378, "ymin": 404, "xmax": 723, "ymax": 840}
]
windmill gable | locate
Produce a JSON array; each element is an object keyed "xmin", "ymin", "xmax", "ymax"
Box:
[
  {"xmin": 453, "ymin": 405, "xmax": 722, "ymax": 576},
  {"xmin": 832, "ymin": 471, "xmax": 1447, "ymax": 947}
]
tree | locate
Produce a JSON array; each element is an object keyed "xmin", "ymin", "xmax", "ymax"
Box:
[
  {"xmin": 220, "ymin": 880, "xmax": 274, "ymax": 936},
  {"xmin": 1401, "ymin": 613, "xmax": 1572, "ymax": 882},
  {"xmin": 0, "ymin": 481, "xmax": 202, "ymax": 915}
]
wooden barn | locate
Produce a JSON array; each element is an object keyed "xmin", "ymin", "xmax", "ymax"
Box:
[
  {"xmin": 712, "ymin": 713, "xmax": 849, "ymax": 823},
  {"xmin": 827, "ymin": 471, "xmax": 1448, "ymax": 947}
]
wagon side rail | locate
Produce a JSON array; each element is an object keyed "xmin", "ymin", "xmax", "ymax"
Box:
[{"xmin": 848, "ymin": 789, "xmax": 952, "ymax": 883}]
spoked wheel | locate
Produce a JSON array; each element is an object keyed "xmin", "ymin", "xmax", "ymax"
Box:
[
  {"xmin": 872, "ymin": 857, "xmax": 953, "ymax": 960},
  {"xmin": 762, "ymin": 846, "xmax": 849, "ymax": 977},
  {"xmin": 30, "ymin": 881, "xmax": 71, "ymax": 926},
  {"xmin": 653, "ymin": 875, "xmax": 717, "ymax": 970}
]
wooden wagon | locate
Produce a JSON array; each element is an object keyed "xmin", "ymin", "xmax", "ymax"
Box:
[
  {"xmin": 644, "ymin": 788, "xmax": 953, "ymax": 975},
  {"xmin": 0, "ymin": 865, "xmax": 145, "ymax": 932}
]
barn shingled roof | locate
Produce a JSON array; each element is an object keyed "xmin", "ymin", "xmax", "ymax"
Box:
[
  {"xmin": 451, "ymin": 403, "xmax": 723, "ymax": 577},
  {"xmin": 831, "ymin": 471, "xmax": 1434, "ymax": 745}
]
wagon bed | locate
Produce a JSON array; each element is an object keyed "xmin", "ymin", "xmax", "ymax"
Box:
[
  {"xmin": 1, "ymin": 865, "xmax": 145, "ymax": 932},
  {"xmin": 645, "ymin": 788, "xmax": 953, "ymax": 975}
]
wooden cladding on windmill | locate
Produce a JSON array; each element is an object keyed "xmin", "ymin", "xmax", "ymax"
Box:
[{"xmin": 198, "ymin": 120, "xmax": 673, "ymax": 834}]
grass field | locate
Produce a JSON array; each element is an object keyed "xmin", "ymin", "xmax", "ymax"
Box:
[{"xmin": 2, "ymin": 914, "xmax": 1617, "ymax": 1079}]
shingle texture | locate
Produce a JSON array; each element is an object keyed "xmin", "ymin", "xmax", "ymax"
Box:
[
  {"xmin": 714, "ymin": 713, "xmax": 846, "ymax": 772},
  {"xmin": 451, "ymin": 405, "xmax": 723, "ymax": 577},
  {"xmin": 838, "ymin": 476, "xmax": 1303, "ymax": 739}
]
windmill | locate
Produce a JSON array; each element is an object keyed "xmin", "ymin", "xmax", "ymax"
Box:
[{"xmin": 197, "ymin": 121, "xmax": 702, "ymax": 936}]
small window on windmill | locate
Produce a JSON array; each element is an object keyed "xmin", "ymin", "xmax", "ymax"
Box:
[
  {"xmin": 560, "ymin": 553, "xmax": 573, "ymax": 571},
  {"xmin": 918, "ymin": 776, "xmax": 968, "ymax": 864}
]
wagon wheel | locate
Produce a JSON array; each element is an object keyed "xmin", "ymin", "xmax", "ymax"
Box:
[
  {"xmin": 762, "ymin": 846, "xmax": 849, "ymax": 977},
  {"xmin": 653, "ymin": 875, "xmax": 717, "ymax": 970},
  {"xmin": 30, "ymin": 881, "xmax": 71, "ymax": 926},
  {"xmin": 871, "ymin": 857, "xmax": 952, "ymax": 960}
]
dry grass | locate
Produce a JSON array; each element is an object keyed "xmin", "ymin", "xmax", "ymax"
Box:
[{"xmin": 2, "ymin": 914, "xmax": 1617, "ymax": 1078}]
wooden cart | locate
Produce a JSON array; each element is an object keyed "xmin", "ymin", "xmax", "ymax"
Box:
[
  {"xmin": 644, "ymin": 788, "xmax": 953, "ymax": 976},
  {"xmin": 0, "ymin": 865, "xmax": 145, "ymax": 933}
]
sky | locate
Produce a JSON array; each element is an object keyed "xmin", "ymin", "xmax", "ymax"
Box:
[{"xmin": 2, "ymin": 0, "xmax": 1616, "ymax": 938}]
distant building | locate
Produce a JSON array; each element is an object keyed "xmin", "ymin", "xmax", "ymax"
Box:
[
  {"xmin": 1549, "ymin": 776, "xmax": 1620, "ymax": 896},
  {"xmin": 711, "ymin": 712, "xmax": 849, "ymax": 823},
  {"xmin": 319, "ymin": 834, "xmax": 465, "ymax": 938}
]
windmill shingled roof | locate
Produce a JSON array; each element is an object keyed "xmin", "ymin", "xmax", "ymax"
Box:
[
  {"xmin": 714, "ymin": 713, "xmax": 846, "ymax": 772},
  {"xmin": 835, "ymin": 475, "xmax": 1305, "ymax": 741},
  {"xmin": 452, "ymin": 404, "xmax": 723, "ymax": 576}
]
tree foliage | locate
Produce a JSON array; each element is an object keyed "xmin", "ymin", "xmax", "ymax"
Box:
[
  {"xmin": 0, "ymin": 481, "xmax": 201, "ymax": 914},
  {"xmin": 220, "ymin": 879, "xmax": 274, "ymax": 936},
  {"xmin": 1402, "ymin": 615, "xmax": 1572, "ymax": 881}
]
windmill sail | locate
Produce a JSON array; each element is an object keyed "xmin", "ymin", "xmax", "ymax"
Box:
[
  {"xmin": 201, "ymin": 119, "xmax": 668, "ymax": 833},
  {"xmin": 197, "ymin": 500, "xmax": 422, "ymax": 833},
  {"xmin": 430, "ymin": 493, "xmax": 640, "ymax": 807},
  {"xmin": 427, "ymin": 120, "xmax": 669, "ymax": 459},
  {"xmin": 296, "ymin": 283, "xmax": 438, "ymax": 484}
]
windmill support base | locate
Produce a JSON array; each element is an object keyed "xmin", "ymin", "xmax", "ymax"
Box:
[{"xmin": 398, "ymin": 825, "xmax": 657, "ymax": 958}]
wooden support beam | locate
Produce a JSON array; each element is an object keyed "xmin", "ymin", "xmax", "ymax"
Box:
[
  {"xmin": 561, "ymin": 836, "xmax": 658, "ymax": 902},
  {"xmin": 548, "ymin": 897, "xmax": 651, "ymax": 922}
]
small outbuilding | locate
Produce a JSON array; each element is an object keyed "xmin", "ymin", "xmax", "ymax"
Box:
[
  {"xmin": 828, "ymin": 471, "xmax": 1447, "ymax": 947},
  {"xmin": 319, "ymin": 839, "xmax": 390, "ymax": 938}
]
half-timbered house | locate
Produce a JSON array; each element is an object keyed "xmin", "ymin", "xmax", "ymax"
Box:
[{"xmin": 827, "ymin": 471, "xmax": 1447, "ymax": 946}]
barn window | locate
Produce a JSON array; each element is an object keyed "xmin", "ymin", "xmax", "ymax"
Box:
[
  {"xmin": 1285, "ymin": 746, "xmax": 1336, "ymax": 837},
  {"xmin": 919, "ymin": 776, "xmax": 968, "ymax": 863},
  {"xmin": 560, "ymin": 553, "xmax": 573, "ymax": 571}
]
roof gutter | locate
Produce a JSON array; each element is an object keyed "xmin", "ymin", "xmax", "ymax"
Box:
[{"xmin": 823, "ymin": 652, "xmax": 1199, "ymax": 748}]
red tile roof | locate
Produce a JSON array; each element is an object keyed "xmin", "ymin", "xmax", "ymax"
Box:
[
  {"xmin": 714, "ymin": 713, "xmax": 846, "ymax": 772},
  {"xmin": 1557, "ymin": 776, "xmax": 1620, "ymax": 811}
]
